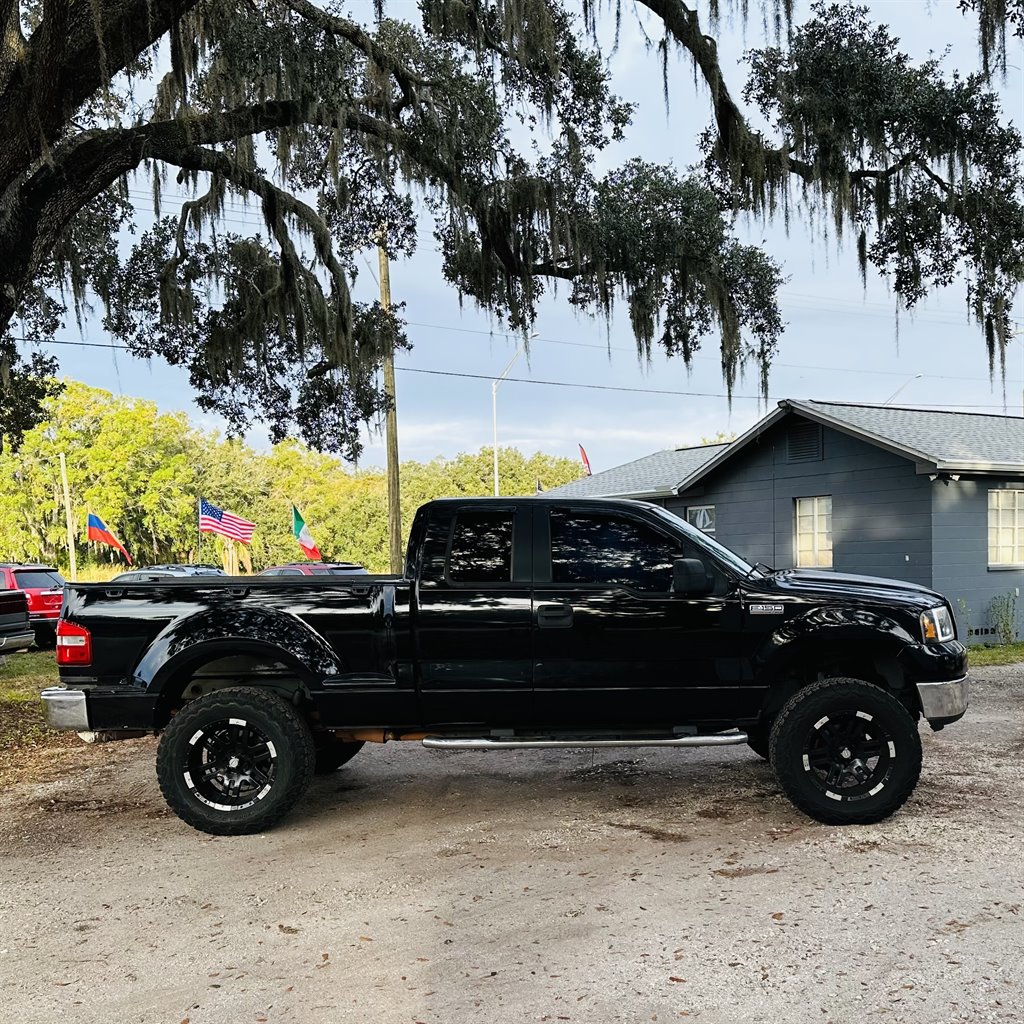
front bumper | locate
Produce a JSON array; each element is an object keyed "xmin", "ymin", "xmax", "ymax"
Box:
[
  {"xmin": 915, "ymin": 675, "xmax": 969, "ymax": 728},
  {"xmin": 41, "ymin": 688, "xmax": 90, "ymax": 731}
]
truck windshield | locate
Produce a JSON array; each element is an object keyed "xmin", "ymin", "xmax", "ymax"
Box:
[{"xmin": 644, "ymin": 506, "xmax": 761, "ymax": 579}]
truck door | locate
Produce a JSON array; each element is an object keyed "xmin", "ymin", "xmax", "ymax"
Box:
[
  {"xmin": 413, "ymin": 503, "xmax": 534, "ymax": 726},
  {"xmin": 532, "ymin": 505, "xmax": 751, "ymax": 727}
]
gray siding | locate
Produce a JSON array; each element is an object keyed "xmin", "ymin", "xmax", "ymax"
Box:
[
  {"xmin": 660, "ymin": 417, "xmax": 934, "ymax": 587},
  {"xmin": 932, "ymin": 478, "xmax": 1024, "ymax": 642}
]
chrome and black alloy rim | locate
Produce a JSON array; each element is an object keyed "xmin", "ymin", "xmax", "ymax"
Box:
[
  {"xmin": 802, "ymin": 710, "xmax": 896, "ymax": 802},
  {"xmin": 184, "ymin": 718, "xmax": 278, "ymax": 811}
]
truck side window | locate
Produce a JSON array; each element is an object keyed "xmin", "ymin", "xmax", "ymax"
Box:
[
  {"xmin": 550, "ymin": 510, "xmax": 682, "ymax": 592},
  {"xmin": 447, "ymin": 511, "xmax": 515, "ymax": 583}
]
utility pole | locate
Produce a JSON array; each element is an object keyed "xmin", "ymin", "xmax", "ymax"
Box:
[
  {"xmin": 378, "ymin": 232, "xmax": 403, "ymax": 574},
  {"xmin": 58, "ymin": 452, "xmax": 77, "ymax": 582}
]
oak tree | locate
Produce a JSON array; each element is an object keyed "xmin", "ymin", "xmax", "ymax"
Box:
[{"xmin": 1, "ymin": 0, "xmax": 1021, "ymax": 454}]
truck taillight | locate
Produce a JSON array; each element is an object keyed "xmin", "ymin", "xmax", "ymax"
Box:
[{"xmin": 56, "ymin": 621, "xmax": 92, "ymax": 666}]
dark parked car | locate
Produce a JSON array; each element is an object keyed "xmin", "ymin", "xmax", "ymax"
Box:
[
  {"xmin": 109, "ymin": 565, "xmax": 227, "ymax": 583},
  {"xmin": 42, "ymin": 498, "xmax": 968, "ymax": 835},
  {"xmin": 0, "ymin": 588, "xmax": 34, "ymax": 658},
  {"xmin": 0, "ymin": 563, "xmax": 65, "ymax": 646},
  {"xmin": 257, "ymin": 561, "xmax": 367, "ymax": 576}
]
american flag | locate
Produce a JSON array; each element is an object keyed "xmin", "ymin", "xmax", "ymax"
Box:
[{"xmin": 199, "ymin": 498, "xmax": 257, "ymax": 544}]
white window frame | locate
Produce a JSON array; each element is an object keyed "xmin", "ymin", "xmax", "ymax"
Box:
[
  {"xmin": 795, "ymin": 495, "xmax": 833, "ymax": 568},
  {"xmin": 686, "ymin": 505, "xmax": 716, "ymax": 534},
  {"xmin": 988, "ymin": 489, "xmax": 1024, "ymax": 568}
]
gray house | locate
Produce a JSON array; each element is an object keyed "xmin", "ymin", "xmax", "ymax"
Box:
[{"xmin": 547, "ymin": 399, "xmax": 1024, "ymax": 643}]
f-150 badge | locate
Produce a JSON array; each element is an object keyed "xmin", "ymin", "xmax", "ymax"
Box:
[{"xmin": 749, "ymin": 604, "xmax": 785, "ymax": 615}]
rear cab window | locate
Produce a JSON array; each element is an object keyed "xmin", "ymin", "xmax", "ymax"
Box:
[
  {"xmin": 447, "ymin": 510, "xmax": 515, "ymax": 583},
  {"xmin": 13, "ymin": 570, "xmax": 65, "ymax": 589}
]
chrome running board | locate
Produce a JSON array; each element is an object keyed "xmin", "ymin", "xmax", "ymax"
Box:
[{"xmin": 422, "ymin": 733, "xmax": 748, "ymax": 750}]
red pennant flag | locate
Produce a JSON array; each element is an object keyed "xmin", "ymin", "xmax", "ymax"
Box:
[{"xmin": 578, "ymin": 443, "xmax": 592, "ymax": 476}]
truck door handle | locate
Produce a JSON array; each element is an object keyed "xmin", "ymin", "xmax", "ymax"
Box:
[{"xmin": 536, "ymin": 602, "xmax": 573, "ymax": 628}]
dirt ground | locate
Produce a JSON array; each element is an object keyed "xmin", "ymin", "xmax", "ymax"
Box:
[{"xmin": 1, "ymin": 667, "xmax": 1022, "ymax": 1024}]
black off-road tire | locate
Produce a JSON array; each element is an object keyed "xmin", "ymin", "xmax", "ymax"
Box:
[
  {"xmin": 769, "ymin": 677, "xmax": 922, "ymax": 826},
  {"xmin": 313, "ymin": 735, "xmax": 365, "ymax": 774},
  {"xmin": 156, "ymin": 687, "xmax": 315, "ymax": 836}
]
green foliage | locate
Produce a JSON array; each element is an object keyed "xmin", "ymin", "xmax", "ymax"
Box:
[
  {"xmin": 741, "ymin": 2, "xmax": 1024, "ymax": 363},
  {"xmin": 987, "ymin": 592, "xmax": 1019, "ymax": 646},
  {"xmin": 0, "ymin": 382, "xmax": 582, "ymax": 572},
  {"xmin": 1, "ymin": 0, "xmax": 1021, "ymax": 452}
]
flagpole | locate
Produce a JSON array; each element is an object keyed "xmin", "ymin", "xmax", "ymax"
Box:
[
  {"xmin": 58, "ymin": 452, "xmax": 77, "ymax": 582},
  {"xmin": 197, "ymin": 497, "xmax": 202, "ymax": 562}
]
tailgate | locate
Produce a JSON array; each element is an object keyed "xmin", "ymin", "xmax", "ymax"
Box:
[{"xmin": 0, "ymin": 591, "xmax": 30, "ymax": 638}]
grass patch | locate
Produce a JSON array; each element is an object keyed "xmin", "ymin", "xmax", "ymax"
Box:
[
  {"xmin": 0, "ymin": 650, "xmax": 69, "ymax": 754},
  {"xmin": 969, "ymin": 642, "xmax": 1024, "ymax": 667}
]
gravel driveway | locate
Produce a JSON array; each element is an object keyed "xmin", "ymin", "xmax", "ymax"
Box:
[{"xmin": 1, "ymin": 666, "xmax": 1022, "ymax": 1024}]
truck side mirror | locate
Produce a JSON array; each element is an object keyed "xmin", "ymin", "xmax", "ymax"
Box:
[{"xmin": 672, "ymin": 558, "xmax": 713, "ymax": 597}]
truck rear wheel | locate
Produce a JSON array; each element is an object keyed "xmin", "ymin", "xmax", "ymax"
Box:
[
  {"xmin": 156, "ymin": 687, "xmax": 315, "ymax": 836},
  {"xmin": 769, "ymin": 677, "xmax": 922, "ymax": 825}
]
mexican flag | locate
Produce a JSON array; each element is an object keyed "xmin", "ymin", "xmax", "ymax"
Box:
[{"xmin": 292, "ymin": 505, "xmax": 322, "ymax": 560}]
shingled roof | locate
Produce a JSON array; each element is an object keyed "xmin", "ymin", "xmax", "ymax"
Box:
[
  {"xmin": 543, "ymin": 443, "xmax": 729, "ymax": 498},
  {"xmin": 545, "ymin": 400, "xmax": 1024, "ymax": 501},
  {"xmin": 784, "ymin": 400, "xmax": 1024, "ymax": 470},
  {"xmin": 681, "ymin": 400, "xmax": 1024, "ymax": 491}
]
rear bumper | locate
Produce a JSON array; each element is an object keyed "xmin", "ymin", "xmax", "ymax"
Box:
[
  {"xmin": 42, "ymin": 687, "xmax": 158, "ymax": 732},
  {"xmin": 915, "ymin": 675, "xmax": 969, "ymax": 727},
  {"xmin": 41, "ymin": 687, "xmax": 90, "ymax": 730},
  {"xmin": 0, "ymin": 630, "xmax": 35, "ymax": 654}
]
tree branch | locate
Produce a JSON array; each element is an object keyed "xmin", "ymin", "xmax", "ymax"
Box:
[
  {"xmin": 0, "ymin": 0, "xmax": 26, "ymax": 94},
  {"xmin": 0, "ymin": 0, "xmax": 201, "ymax": 193},
  {"xmin": 150, "ymin": 139, "xmax": 356, "ymax": 360},
  {"xmin": 283, "ymin": 0, "xmax": 433, "ymax": 113},
  {"xmin": 633, "ymin": 0, "xmax": 920, "ymax": 194}
]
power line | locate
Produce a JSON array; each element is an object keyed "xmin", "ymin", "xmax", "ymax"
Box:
[
  {"xmin": 394, "ymin": 365, "xmax": 1023, "ymax": 409},
  {"xmin": 14, "ymin": 333, "xmax": 1024, "ymax": 390}
]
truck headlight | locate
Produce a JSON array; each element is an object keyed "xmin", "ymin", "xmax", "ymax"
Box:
[{"xmin": 920, "ymin": 606, "xmax": 955, "ymax": 643}]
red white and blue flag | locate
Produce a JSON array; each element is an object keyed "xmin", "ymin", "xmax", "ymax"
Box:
[
  {"xmin": 199, "ymin": 499, "xmax": 257, "ymax": 544},
  {"xmin": 86, "ymin": 512, "xmax": 132, "ymax": 563},
  {"xmin": 578, "ymin": 443, "xmax": 592, "ymax": 476}
]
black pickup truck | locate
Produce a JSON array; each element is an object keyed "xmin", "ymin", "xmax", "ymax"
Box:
[{"xmin": 42, "ymin": 497, "xmax": 969, "ymax": 835}]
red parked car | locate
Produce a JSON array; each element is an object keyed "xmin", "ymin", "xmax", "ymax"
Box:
[{"xmin": 0, "ymin": 563, "xmax": 66, "ymax": 646}]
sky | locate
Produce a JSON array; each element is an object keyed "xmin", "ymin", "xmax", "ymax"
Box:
[{"xmin": 33, "ymin": 0, "xmax": 1024, "ymax": 477}]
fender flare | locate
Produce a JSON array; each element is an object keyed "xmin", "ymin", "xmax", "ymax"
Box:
[{"xmin": 132, "ymin": 605, "xmax": 344, "ymax": 696}]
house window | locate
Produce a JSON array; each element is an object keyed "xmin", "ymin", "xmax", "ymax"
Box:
[
  {"xmin": 795, "ymin": 496, "xmax": 832, "ymax": 568},
  {"xmin": 988, "ymin": 489, "xmax": 1024, "ymax": 568},
  {"xmin": 686, "ymin": 505, "xmax": 716, "ymax": 534}
]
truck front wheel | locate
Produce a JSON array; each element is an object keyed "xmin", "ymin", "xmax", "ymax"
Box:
[
  {"xmin": 156, "ymin": 687, "xmax": 315, "ymax": 836},
  {"xmin": 769, "ymin": 677, "xmax": 922, "ymax": 825}
]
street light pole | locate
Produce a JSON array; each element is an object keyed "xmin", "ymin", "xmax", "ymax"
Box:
[
  {"xmin": 882, "ymin": 373, "xmax": 924, "ymax": 405},
  {"xmin": 491, "ymin": 336, "xmax": 536, "ymax": 496}
]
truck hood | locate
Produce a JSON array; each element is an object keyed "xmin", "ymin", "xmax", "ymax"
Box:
[{"xmin": 763, "ymin": 569, "xmax": 944, "ymax": 611}]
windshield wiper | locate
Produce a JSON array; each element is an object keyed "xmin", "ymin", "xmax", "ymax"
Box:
[{"xmin": 745, "ymin": 561, "xmax": 776, "ymax": 579}]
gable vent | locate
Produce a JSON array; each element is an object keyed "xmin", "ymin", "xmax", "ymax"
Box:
[{"xmin": 788, "ymin": 422, "xmax": 823, "ymax": 463}]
